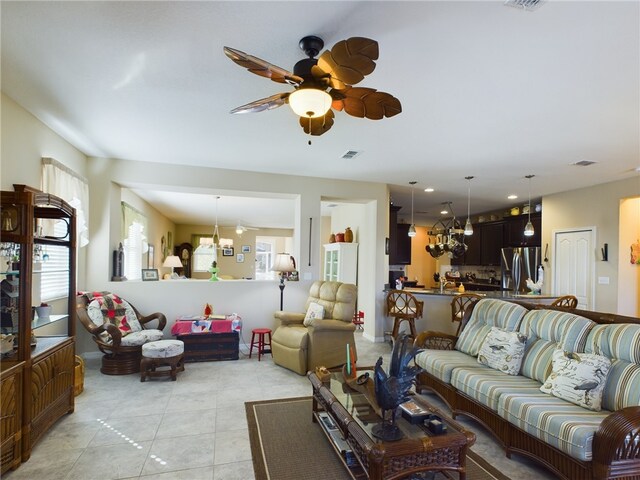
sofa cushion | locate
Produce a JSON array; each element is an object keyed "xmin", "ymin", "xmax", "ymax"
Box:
[
  {"xmin": 87, "ymin": 294, "xmax": 142, "ymax": 336},
  {"xmin": 451, "ymin": 367, "xmax": 543, "ymax": 411},
  {"xmin": 477, "ymin": 327, "xmax": 527, "ymax": 375},
  {"xmin": 303, "ymin": 302, "xmax": 324, "ymax": 327},
  {"xmin": 540, "ymin": 348, "xmax": 611, "ymax": 411},
  {"xmin": 455, "ymin": 299, "xmax": 528, "ymax": 356},
  {"xmin": 414, "ymin": 349, "xmax": 484, "ymax": 383},
  {"xmin": 519, "ymin": 310, "xmax": 595, "ymax": 383},
  {"xmin": 585, "ymin": 323, "xmax": 640, "ymax": 410},
  {"xmin": 498, "ymin": 391, "xmax": 609, "ymax": 461}
]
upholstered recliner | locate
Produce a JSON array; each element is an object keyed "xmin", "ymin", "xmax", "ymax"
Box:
[
  {"xmin": 77, "ymin": 291, "xmax": 166, "ymax": 375},
  {"xmin": 271, "ymin": 281, "xmax": 357, "ymax": 375}
]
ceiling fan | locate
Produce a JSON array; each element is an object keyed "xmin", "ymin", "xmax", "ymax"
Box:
[
  {"xmin": 223, "ymin": 36, "xmax": 402, "ymax": 138},
  {"xmin": 235, "ymin": 223, "xmax": 259, "ymax": 235}
]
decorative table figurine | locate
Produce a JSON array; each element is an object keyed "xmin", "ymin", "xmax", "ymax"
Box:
[{"xmin": 208, "ymin": 261, "xmax": 219, "ymax": 281}]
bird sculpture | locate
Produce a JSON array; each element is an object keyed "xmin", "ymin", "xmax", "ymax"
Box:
[
  {"xmin": 525, "ymin": 277, "xmax": 543, "ymax": 294},
  {"xmin": 372, "ymin": 334, "xmax": 423, "ymax": 441}
]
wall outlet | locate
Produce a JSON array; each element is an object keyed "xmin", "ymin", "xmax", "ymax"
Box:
[{"xmin": 598, "ymin": 276, "xmax": 610, "ymax": 285}]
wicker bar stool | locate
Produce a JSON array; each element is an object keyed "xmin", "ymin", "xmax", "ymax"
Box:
[
  {"xmin": 450, "ymin": 293, "xmax": 483, "ymax": 336},
  {"xmin": 385, "ymin": 290, "xmax": 423, "ymax": 339}
]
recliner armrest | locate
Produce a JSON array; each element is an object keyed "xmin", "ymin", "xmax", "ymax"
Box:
[
  {"xmin": 307, "ymin": 318, "xmax": 355, "ymax": 332},
  {"xmin": 274, "ymin": 311, "xmax": 305, "ymax": 325}
]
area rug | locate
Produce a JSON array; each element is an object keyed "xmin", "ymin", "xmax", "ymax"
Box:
[{"xmin": 246, "ymin": 397, "xmax": 512, "ymax": 480}]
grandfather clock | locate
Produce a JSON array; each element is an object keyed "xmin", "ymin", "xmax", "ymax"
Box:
[{"xmin": 174, "ymin": 243, "xmax": 193, "ymax": 278}]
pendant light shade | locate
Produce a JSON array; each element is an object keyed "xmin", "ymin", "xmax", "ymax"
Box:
[
  {"xmin": 408, "ymin": 181, "xmax": 417, "ymax": 237},
  {"xmin": 464, "ymin": 176, "xmax": 474, "ymax": 236},
  {"xmin": 524, "ymin": 175, "xmax": 535, "ymax": 237}
]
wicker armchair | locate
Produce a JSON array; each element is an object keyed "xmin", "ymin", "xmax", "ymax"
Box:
[{"xmin": 76, "ymin": 292, "xmax": 167, "ymax": 375}]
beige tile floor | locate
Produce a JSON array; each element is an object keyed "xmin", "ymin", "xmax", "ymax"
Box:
[{"xmin": 5, "ymin": 332, "xmax": 556, "ymax": 480}]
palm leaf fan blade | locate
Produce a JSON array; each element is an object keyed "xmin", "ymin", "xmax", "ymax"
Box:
[
  {"xmin": 299, "ymin": 109, "xmax": 334, "ymax": 136},
  {"xmin": 317, "ymin": 37, "xmax": 379, "ymax": 86},
  {"xmin": 230, "ymin": 92, "xmax": 290, "ymax": 114}
]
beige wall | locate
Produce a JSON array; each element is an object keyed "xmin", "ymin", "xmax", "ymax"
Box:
[
  {"xmin": 618, "ymin": 196, "xmax": 640, "ymax": 316},
  {"xmin": 543, "ymin": 176, "xmax": 639, "ymax": 313},
  {"xmin": 406, "ymin": 225, "xmax": 437, "ymax": 288}
]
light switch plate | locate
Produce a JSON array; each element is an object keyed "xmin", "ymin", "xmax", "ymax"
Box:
[{"xmin": 598, "ymin": 276, "xmax": 610, "ymax": 285}]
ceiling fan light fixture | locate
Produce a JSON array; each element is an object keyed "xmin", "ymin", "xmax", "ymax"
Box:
[
  {"xmin": 288, "ymin": 88, "xmax": 331, "ymax": 118},
  {"xmin": 235, "ymin": 224, "xmax": 244, "ymax": 235}
]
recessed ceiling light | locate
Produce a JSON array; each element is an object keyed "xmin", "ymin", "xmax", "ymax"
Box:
[
  {"xmin": 440, "ymin": 210, "xmax": 448, "ymax": 215},
  {"xmin": 424, "ymin": 188, "xmax": 434, "ymax": 193},
  {"xmin": 507, "ymin": 194, "xmax": 518, "ymax": 200}
]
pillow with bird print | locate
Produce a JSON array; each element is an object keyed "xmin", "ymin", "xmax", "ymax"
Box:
[
  {"xmin": 477, "ymin": 327, "xmax": 527, "ymax": 375},
  {"xmin": 540, "ymin": 348, "xmax": 611, "ymax": 411}
]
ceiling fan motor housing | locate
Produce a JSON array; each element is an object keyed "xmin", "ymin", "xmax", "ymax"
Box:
[{"xmin": 299, "ymin": 35, "xmax": 324, "ymax": 58}]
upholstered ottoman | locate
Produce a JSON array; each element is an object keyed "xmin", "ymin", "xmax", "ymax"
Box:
[{"xmin": 140, "ymin": 339, "xmax": 185, "ymax": 382}]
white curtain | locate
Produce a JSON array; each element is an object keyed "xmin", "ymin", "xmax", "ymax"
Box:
[{"xmin": 41, "ymin": 158, "xmax": 90, "ymax": 247}]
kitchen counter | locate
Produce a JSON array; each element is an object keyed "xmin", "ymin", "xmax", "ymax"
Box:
[{"xmin": 383, "ymin": 287, "xmax": 560, "ymax": 338}]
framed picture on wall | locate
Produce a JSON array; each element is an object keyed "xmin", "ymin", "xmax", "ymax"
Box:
[
  {"xmin": 222, "ymin": 247, "xmax": 234, "ymax": 256},
  {"xmin": 236, "ymin": 253, "xmax": 244, "ymax": 263},
  {"xmin": 241, "ymin": 245, "xmax": 251, "ymax": 253}
]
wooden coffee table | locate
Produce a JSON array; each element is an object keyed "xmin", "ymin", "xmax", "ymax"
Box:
[{"xmin": 308, "ymin": 368, "xmax": 475, "ymax": 480}]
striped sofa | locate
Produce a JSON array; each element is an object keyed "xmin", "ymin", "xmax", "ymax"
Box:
[{"xmin": 414, "ymin": 298, "xmax": 640, "ymax": 480}]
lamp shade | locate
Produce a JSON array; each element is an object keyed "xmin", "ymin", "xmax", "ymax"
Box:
[
  {"xmin": 289, "ymin": 88, "xmax": 332, "ymax": 118},
  {"xmin": 272, "ymin": 253, "xmax": 296, "ymax": 273},
  {"xmin": 162, "ymin": 255, "xmax": 183, "ymax": 268}
]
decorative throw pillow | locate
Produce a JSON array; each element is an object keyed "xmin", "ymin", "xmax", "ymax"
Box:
[
  {"xmin": 88, "ymin": 294, "xmax": 142, "ymax": 336},
  {"xmin": 303, "ymin": 302, "xmax": 324, "ymax": 327},
  {"xmin": 477, "ymin": 327, "xmax": 527, "ymax": 375},
  {"xmin": 540, "ymin": 347, "xmax": 612, "ymax": 411}
]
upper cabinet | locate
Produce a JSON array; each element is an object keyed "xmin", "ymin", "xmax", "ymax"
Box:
[
  {"xmin": 323, "ymin": 243, "xmax": 358, "ymax": 284},
  {"xmin": 503, "ymin": 213, "xmax": 541, "ymax": 247},
  {"xmin": 389, "ymin": 205, "xmax": 411, "ymax": 265}
]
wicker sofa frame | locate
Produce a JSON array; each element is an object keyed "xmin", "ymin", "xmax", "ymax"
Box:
[{"xmin": 414, "ymin": 301, "xmax": 640, "ymax": 480}]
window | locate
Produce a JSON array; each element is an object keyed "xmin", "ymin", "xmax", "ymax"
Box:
[
  {"xmin": 40, "ymin": 220, "xmax": 70, "ymax": 302},
  {"xmin": 121, "ymin": 202, "xmax": 147, "ymax": 281},
  {"xmin": 255, "ymin": 241, "xmax": 275, "ymax": 280},
  {"xmin": 191, "ymin": 235, "xmax": 216, "ymax": 272}
]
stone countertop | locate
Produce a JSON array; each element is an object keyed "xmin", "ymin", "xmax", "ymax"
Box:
[{"xmin": 400, "ymin": 288, "xmax": 559, "ymax": 300}]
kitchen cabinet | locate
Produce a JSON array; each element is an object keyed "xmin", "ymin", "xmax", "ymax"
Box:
[
  {"xmin": 389, "ymin": 205, "xmax": 411, "ymax": 265},
  {"xmin": 504, "ymin": 213, "xmax": 541, "ymax": 247},
  {"xmin": 462, "ymin": 228, "xmax": 482, "ymax": 265},
  {"xmin": 0, "ymin": 184, "xmax": 76, "ymax": 470},
  {"xmin": 480, "ymin": 221, "xmax": 504, "ymax": 266},
  {"xmin": 323, "ymin": 243, "xmax": 358, "ymax": 284}
]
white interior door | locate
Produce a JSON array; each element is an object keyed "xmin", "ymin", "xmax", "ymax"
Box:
[{"xmin": 553, "ymin": 229, "xmax": 594, "ymax": 309}]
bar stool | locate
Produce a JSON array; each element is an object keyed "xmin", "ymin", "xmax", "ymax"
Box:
[
  {"xmin": 352, "ymin": 310, "xmax": 364, "ymax": 330},
  {"xmin": 250, "ymin": 328, "xmax": 272, "ymax": 361},
  {"xmin": 385, "ymin": 290, "xmax": 423, "ymax": 339}
]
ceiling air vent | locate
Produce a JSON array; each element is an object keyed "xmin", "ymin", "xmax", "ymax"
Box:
[
  {"xmin": 504, "ymin": 0, "xmax": 545, "ymax": 11},
  {"xmin": 572, "ymin": 160, "xmax": 598, "ymax": 167},
  {"xmin": 341, "ymin": 150, "xmax": 362, "ymax": 160}
]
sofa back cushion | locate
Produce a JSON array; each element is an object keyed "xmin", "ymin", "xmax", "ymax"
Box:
[
  {"xmin": 519, "ymin": 310, "xmax": 595, "ymax": 383},
  {"xmin": 455, "ymin": 299, "xmax": 528, "ymax": 356},
  {"xmin": 305, "ymin": 281, "xmax": 357, "ymax": 323},
  {"xmin": 585, "ymin": 324, "xmax": 640, "ymax": 411}
]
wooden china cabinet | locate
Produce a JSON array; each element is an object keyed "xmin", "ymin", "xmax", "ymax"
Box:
[{"xmin": 0, "ymin": 185, "xmax": 76, "ymax": 473}]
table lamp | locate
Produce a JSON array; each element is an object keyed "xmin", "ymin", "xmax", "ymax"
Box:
[
  {"xmin": 163, "ymin": 255, "xmax": 183, "ymax": 279},
  {"xmin": 272, "ymin": 253, "xmax": 296, "ymax": 310}
]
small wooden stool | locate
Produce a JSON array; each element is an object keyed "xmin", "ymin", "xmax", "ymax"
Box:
[
  {"xmin": 140, "ymin": 339, "xmax": 185, "ymax": 382},
  {"xmin": 249, "ymin": 328, "xmax": 272, "ymax": 361}
]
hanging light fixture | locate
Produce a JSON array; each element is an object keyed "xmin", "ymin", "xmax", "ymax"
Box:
[
  {"xmin": 464, "ymin": 176, "xmax": 474, "ymax": 236},
  {"xmin": 212, "ymin": 196, "xmax": 221, "ymax": 247},
  {"xmin": 524, "ymin": 175, "xmax": 535, "ymax": 237},
  {"xmin": 288, "ymin": 87, "xmax": 332, "ymax": 118},
  {"xmin": 408, "ymin": 181, "xmax": 417, "ymax": 237}
]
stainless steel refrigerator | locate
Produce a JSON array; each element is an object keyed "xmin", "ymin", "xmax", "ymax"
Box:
[{"xmin": 501, "ymin": 247, "xmax": 542, "ymax": 293}]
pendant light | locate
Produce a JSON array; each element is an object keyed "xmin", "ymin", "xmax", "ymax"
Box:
[
  {"xmin": 212, "ymin": 196, "xmax": 221, "ymax": 247},
  {"xmin": 408, "ymin": 181, "xmax": 417, "ymax": 237},
  {"xmin": 464, "ymin": 176, "xmax": 474, "ymax": 236},
  {"xmin": 524, "ymin": 175, "xmax": 535, "ymax": 237}
]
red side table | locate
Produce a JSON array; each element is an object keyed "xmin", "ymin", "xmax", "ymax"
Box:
[{"xmin": 250, "ymin": 328, "xmax": 272, "ymax": 361}]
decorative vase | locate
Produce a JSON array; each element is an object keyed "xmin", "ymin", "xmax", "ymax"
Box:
[
  {"xmin": 335, "ymin": 232, "xmax": 345, "ymax": 242},
  {"xmin": 329, "ymin": 233, "xmax": 336, "ymax": 243},
  {"xmin": 344, "ymin": 227, "xmax": 353, "ymax": 243}
]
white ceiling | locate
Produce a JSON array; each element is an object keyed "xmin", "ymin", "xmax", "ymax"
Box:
[{"xmin": 2, "ymin": 1, "xmax": 639, "ymax": 227}]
